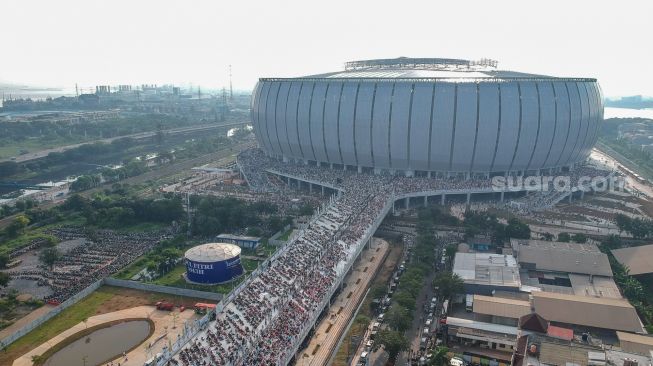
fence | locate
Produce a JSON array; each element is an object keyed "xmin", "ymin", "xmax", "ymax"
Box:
[
  {"xmin": 104, "ymin": 278, "xmax": 223, "ymax": 301},
  {"xmin": 0, "ymin": 279, "xmax": 103, "ymax": 348},
  {"xmin": 268, "ymin": 224, "xmax": 292, "ymax": 246}
]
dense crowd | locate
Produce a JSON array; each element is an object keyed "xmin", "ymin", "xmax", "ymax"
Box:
[
  {"xmin": 170, "ymin": 148, "xmax": 613, "ymax": 366},
  {"xmin": 8, "ymin": 226, "xmax": 170, "ymax": 302}
]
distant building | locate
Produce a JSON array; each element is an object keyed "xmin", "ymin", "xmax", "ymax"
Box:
[
  {"xmin": 216, "ymin": 234, "xmax": 262, "ymax": 249},
  {"xmin": 467, "ymin": 235, "xmax": 493, "ymax": 252}
]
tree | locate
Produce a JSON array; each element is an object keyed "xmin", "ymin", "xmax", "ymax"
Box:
[
  {"xmin": 6, "ymin": 215, "xmax": 30, "ymax": 237},
  {"xmin": 572, "ymin": 233, "xmax": 588, "ymax": 243},
  {"xmin": 558, "ymin": 232, "xmax": 571, "ymax": 242},
  {"xmin": 39, "ymin": 247, "xmax": 61, "ymax": 270},
  {"xmin": 0, "ymin": 272, "xmax": 10, "ymax": 287},
  {"xmin": 601, "ymin": 235, "xmax": 622, "ymax": 250},
  {"xmin": 434, "ymin": 272, "xmax": 464, "ymax": 300},
  {"xmin": 541, "ymin": 232, "xmax": 554, "ymax": 241},
  {"xmin": 377, "ymin": 329, "xmax": 409, "ymax": 362},
  {"xmin": 0, "ymin": 252, "xmax": 9, "ymax": 269},
  {"xmin": 386, "ymin": 305, "xmax": 412, "ymax": 332},
  {"xmin": 429, "ymin": 346, "xmax": 450, "ymax": 366}
]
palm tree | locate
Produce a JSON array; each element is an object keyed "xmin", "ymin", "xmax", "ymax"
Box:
[{"xmin": 429, "ymin": 346, "xmax": 449, "ymax": 366}]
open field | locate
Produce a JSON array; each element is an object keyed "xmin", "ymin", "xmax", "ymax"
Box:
[{"xmin": 0, "ymin": 285, "xmax": 212, "ymax": 365}]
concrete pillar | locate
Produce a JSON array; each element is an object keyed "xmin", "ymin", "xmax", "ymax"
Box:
[
  {"xmin": 330, "ymin": 163, "xmax": 334, "ymax": 169},
  {"xmin": 441, "ymin": 194, "xmax": 446, "ymax": 205},
  {"xmin": 466, "ymin": 193, "xmax": 471, "ymax": 205},
  {"xmin": 358, "ymin": 166, "xmax": 363, "ymax": 173},
  {"xmin": 321, "ymin": 185, "xmax": 325, "ymax": 196},
  {"xmin": 500, "ymin": 191, "xmax": 505, "ymax": 203},
  {"xmin": 405, "ymin": 197, "xmax": 410, "ymax": 209},
  {"xmin": 392, "ymin": 201, "xmax": 396, "ymax": 215},
  {"xmin": 427, "ymin": 171, "xmax": 432, "ymax": 178},
  {"xmin": 569, "ymin": 192, "xmax": 573, "ymax": 203},
  {"xmin": 580, "ymin": 190, "xmax": 585, "ymax": 200},
  {"xmin": 297, "ymin": 180, "xmax": 301, "ymax": 189},
  {"xmin": 424, "ymin": 196, "xmax": 428, "ymax": 207},
  {"xmin": 343, "ymin": 164, "xmax": 347, "ymax": 171},
  {"xmin": 309, "ymin": 183, "xmax": 313, "ymax": 193}
]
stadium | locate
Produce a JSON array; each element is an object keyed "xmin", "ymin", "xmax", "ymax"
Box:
[
  {"xmin": 251, "ymin": 57, "xmax": 603, "ymax": 177},
  {"xmin": 184, "ymin": 243, "xmax": 244, "ymax": 284}
]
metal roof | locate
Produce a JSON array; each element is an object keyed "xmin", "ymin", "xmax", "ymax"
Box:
[
  {"xmin": 184, "ymin": 243, "xmax": 241, "ymax": 263},
  {"xmin": 453, "ymin": 253, "xmax": 521, "ymax": 288},
  {"xmin": 532, "ymin": 291, "xmax": 644, "ymax": 333},
  {"xmin": 473, "ymin": 295, "xmax": 531, "ymax": 319},
  {"xmin": 511, "ymin": 239, "xmax": 613, "ymax": 277},
  {"xmin": 611, "ymin": 244, "xmax": 653, "ymax": 276}
]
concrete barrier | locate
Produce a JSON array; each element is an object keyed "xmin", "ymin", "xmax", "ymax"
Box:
[{"xmin": 104, "ymin": 278, "xmax": 223, "ymax": 301}]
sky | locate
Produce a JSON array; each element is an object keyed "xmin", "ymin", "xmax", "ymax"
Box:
[{"xmin": 1, "ymin": 0, "xmax": 652, "ymax": 97}]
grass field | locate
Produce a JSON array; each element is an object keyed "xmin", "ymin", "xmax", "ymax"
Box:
[
  {"xmin": 149, "ymin": 258, "xmax": 261, "ymax": 294},
  {"xmin": 278, "ymin": 228, "xmax": 294, "ymax": 242},
  {"xmin": 0, "ymin": 285, "xmax": 212, "ymax": 365}
]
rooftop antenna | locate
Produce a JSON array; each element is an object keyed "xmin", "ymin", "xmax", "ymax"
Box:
[
  {"xmin": 75, "ymin": 83, "xmax": 79, "ymax": 97},
  {"xmin": 198, "ymin": 85, "xmax": 201, "ymax": 100},
  {"xmin": 229, "ymin": 64, "xmax": 233, "ymax": 100}
]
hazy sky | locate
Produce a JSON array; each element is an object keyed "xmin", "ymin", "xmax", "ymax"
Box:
[{"xmin": 1, "ymin": 0, "xmax": 652, "ymax": 97}]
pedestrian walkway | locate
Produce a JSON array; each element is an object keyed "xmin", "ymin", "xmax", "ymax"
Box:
[{"xmin": 297, "ymin": 239, "xmax": 390, "ymax": 366}]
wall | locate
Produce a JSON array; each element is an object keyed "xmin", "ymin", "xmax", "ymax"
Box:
[{"xmin": 104, "ymin": 278, "xmax": 222, "ymax": 301}]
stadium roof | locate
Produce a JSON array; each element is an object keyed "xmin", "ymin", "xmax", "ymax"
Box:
[
  {"xmin": 185, "ymin": 243, "xmax": 241, "ymax": 262},
  {"xmin": 473, "ymin": 295, "xmax": 531, "ymax": 319},
  {"xmin": 511, "ymin": 239, "xmax": 613, "ymax": 277},
  {"xmin": 453, "ymin": 253, "xmax": 521, "ymax": 288},
  {"xmin": 262, "ymin": 58, "xmax": 596, "ymax": 82},
  {"xmin": 532, "ymin": 292, "xmax": 644, "ymax": 333},
  {"xmin": 611, "ymin": 244, "xmax": 653, "ymax": 276}
]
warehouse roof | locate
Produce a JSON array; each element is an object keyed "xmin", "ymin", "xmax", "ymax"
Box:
[
  {"xmin": 453, "ymin": 253, "xmax": 521, "ymax": 288},
  {"xmin": 616, "ymin": 331, "xmax": 653, "ymax": 354},
  {"xmin": 185, "ymin": 243, "xmax": 241, "ymax": 262},
  {"xmin": 532, "ymin": 292, "xmax": 644, "ymax": 333},
  {"xmin": 611, "ymin": 244, "xmax": 653, "ymax": 276},
  {"xmin": 511, "ymin": 239, "xmax": 613, "ymax": 277},
  {"xmin": 473, "ymin": 295, "xmax": 531, "ymax": 319}
]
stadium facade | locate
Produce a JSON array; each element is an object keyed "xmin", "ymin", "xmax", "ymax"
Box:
[
  {"xmin": 184, "ymin": 243, "xmax": 244, "ymax": 284},
  {"xmin": 251, "ymin": 58, "xmax": 603, "ymax": 177}
]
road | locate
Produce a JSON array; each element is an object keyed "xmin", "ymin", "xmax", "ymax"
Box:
[
  {"xmin": 0, "ymin": 121, "xmax": 249, "ymax": 163},
  {"xmin": 591, "ymin": 146, "xmax": 653, "ymax": 198}
]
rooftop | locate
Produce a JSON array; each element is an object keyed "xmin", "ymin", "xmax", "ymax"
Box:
[
  {"xmin": 261, "ymin": 57, "xmax": 596, "ymax": 82},
  {"xmin": 532, "ymin": 291, "xmax": 644, "ymax": 333},
  {"xmin": 611, "ymin": 244, "xmax": 653, "ymax": 276},
  {"xmin": 473, "ymin": 295, "xmax": 531, "ymax": 319},
  {"xmin": 511, "ymin": 239, "xmax": 613, "ymax": 277},
  {"xmin": 184, "ymin": 243, "xmax": 242, "ymax": 262},
  {"xmin": 453, "ymin": 253, "xmax": 521, "ymax": 288}
]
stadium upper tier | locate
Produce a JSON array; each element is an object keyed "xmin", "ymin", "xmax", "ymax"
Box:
[{"xmin": 251, "ymin": 57, "xmax": 603, "ymax": 175}]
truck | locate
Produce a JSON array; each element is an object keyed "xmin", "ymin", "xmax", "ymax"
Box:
[
  {"xmin": 194, "ymin": 302, "xmax": 216, "ymax": 315},
  {"xmin": 155, "ymin": 301, "xmax": 174, "ymax": 311}
]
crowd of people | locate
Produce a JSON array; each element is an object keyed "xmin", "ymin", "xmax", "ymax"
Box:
[
  {"xmin": 8, "ymin": 226, "xmax": 170, "ymax": 302},
  {"xmin": 169, "ymin": 148, "xmax": 613, "ymax": 365}
]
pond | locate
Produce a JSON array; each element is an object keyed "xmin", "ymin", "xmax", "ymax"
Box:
[{"xmin": 44, "ymin": 320, "xmax": 151, "ymax": 366}]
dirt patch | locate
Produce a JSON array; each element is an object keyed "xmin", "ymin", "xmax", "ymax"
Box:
[{"xmin": 93, "ymin": 286, "xmax": 213, "ymax": 315}]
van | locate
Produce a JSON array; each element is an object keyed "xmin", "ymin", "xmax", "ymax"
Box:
[
  {"xmin": 365, "ymin": 339, "xmax": 374, "ymax": 351},
  {"xmin": 465, "ymin": 294, "xmax": 474, "ymax": 312},
  {"xmin": 361, "ymin": 351, "xmax": 369, "ymax": 359},
  {"xmin": 377, "ymin": 313, "xmax": 385, "ymax": 322},
  {"xmin": 372, "ymin": 321, "xmax": 381, "ymax": 331}
]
